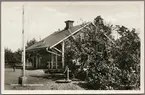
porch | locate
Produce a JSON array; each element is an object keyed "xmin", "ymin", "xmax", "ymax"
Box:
[{"xmin": 26, "ymin": 41, "xmax": 65, "ymax": 71}]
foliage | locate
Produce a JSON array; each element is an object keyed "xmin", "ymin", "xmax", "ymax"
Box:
[
  {"xmin": 5, "ymin": 38, "xmax": 37, "ymax": 66},
  {"xmin": 5, "ymin": 48, "xmax": 15, "ymax": 65},
  {"xmin": 13, "ymin": 48, "xmax": 22, "ymax": 63},
  {"xmin": 26, "ymin": 38, "xmax": 37, "ymax": 49},
  {"xmin": 64, "ymin": 16, "xmax": 140, "ymax": 90},
  {"xmin": 26, "ymin": 38, "xmax": 38, "ymax": 62}
]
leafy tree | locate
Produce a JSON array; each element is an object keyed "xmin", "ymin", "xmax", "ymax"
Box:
[
  {"xmin": 26, "ymin": 38, "xmax": 38, "ymax": 62},
  {"xmin": 26, "ymin": 38, "xmax": 37, "ymax": 49},
  {"xmin": 13, "ymin": 48, "xmax": 22, "ymax": 64},
  {"xmin": 64, "ymin": 16, "xmax": 140, "ymax": 90},
  {"xmin": 5, "ymin": 48, "xmax": 15, "ymax": 66},
  {"xmin": 5, "ymin": 38, "xmax": 38, "ymax": 68}
]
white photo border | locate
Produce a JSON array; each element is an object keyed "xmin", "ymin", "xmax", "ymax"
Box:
[{"xmin": 1, "ymin": 1, "xmax": 144, "ymax": 94}]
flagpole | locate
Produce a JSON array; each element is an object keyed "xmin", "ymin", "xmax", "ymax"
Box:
[
  {"xmin": 22, "ymin": 4, "xmax": 25, "ymax": 77},
  {"xmin": 18, "ymin": 4, "xmax": 27, "ymax": 86}
]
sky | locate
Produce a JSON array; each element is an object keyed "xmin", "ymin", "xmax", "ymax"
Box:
[{"xmin": 1, "ymin": 1, "xmax": 144, "ymax": 52}]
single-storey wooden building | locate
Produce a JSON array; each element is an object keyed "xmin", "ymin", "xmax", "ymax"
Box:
[{"xmin": 26, "ymin": 20, "xmax": 91, "ymax": 70}]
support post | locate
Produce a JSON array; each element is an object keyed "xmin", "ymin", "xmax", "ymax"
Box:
[
  {"xmin": 51, "ymin": 54, "xmax": 54, "ymax": 69},
  {"xmin": 67, "ymin": 68, "xmax": 69, "ymax": 81},
  {"xmin": 53, "ymin": 47, "xmax": 62, "ymax": 53},
  {"xmin": 36, "ymin": 55, "xmax": 38, "ymax": 68},
  {"xmin": 49, "ymin": 62, "xmax": 50, "ymax": 69},
  {"xmin": 39, "ymin": 57, "xmax": 41, "ymax": 68},
  {"xmin": 56, "ymin": 55, "xmax": 58, "ymax": 69},
  {"xmin": 62, "ymin": 41, "xmax": 65, "ymax": 69},
  {"xmin": 46, "ymin": 48, "xmax": 61, "ymax": 56},
  {"xmin": 33, "ymin": 57, "xmax": 35, "ymax": 68}
]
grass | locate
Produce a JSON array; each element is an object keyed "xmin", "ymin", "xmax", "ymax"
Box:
[{"xmin": 5, "ymin": 68, "xmax": 86, "ymax": 90}]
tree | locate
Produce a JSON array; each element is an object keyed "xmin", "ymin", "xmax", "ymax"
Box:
[
  {"xmin": 26, "ymin": 38, "xmax": 37, "ymax": 49},
  {"xmin": 5, "ymin": 48, "xmax": 15, "ymax": 66},
  {"xmin": 5, "ymin": 38, "xmax": 38, "ymax": 68},
  {"xmin": 13, "ymin": 48, "xmax": 22, "ymax": 64},
  {"xmin": 26, "ymin": 38, "xmax": 38, "ymax": 62},
  {"xmin": 64, "ymin": 16, "xmax": 140, "ymax": 90}
]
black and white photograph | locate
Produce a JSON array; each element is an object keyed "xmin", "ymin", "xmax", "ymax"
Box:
[{"xmin": 1, "ymin": 1, "xmax": 144, "ymax": 94}]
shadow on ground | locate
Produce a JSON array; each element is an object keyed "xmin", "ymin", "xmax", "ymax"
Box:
[
  {"xmin": 30, "ymin": 74, "xmax": 90, "ymax": 89},
  {"xmin": 26, "ymin": 68, "xmax": 41, "ymax": 70},
  {"xmin": 30, "ymin": 73, "xmax": 65, "ymax": 81},
  {"xmin": 73, "ymin": 82, "xmax": 95, "ymax": 90}
]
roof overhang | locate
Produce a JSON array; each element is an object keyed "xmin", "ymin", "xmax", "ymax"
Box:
[{"xmin": 26, "ymin": 47, "xmax": 46, "ymax": 52}]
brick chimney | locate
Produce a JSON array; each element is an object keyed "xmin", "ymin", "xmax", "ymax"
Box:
[{"xmin": 65, "ymin": 20, "xmax": 74, "ymax": 29}]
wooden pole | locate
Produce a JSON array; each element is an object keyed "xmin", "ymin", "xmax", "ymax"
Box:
[
  {"xmin": 18, "ymin": 4, "xmax": 27, "ymax": 86},
  {"xmin": 39, "ymin": 57, "xmax": 41, "ymax": 68},
  {"xmin": 62, "ymin": 41, "xmax": 65, "ymax": 69},
  {"xmin": 33, "ymin": 57, "xmax": 35, "ymax": 68},
  {"xmin": 56, "ymin": 55, "xmax": 58, "ymax": 69},
  {"xmin": 51, "ymin": 54, "xmax": 54, "ymax": 69},
  {"xmin": 53, "ymin": 47, "xmax": 62, "ymax": 53},
  {"xmin": 36, "ymin": 55, "xmax": 38, "ymax": 68},
  {"xmin": 46, "ymin": 48, "xmax": 61, "ymax": 56},
  {"xmin": 48, "ymin": 61, "xmax": 50, "ymax": 69},
  {"xmin": 22, "ymin": 4, "xmax": 25, "ymax": 77},
  {"xmin": 67, "ymin": 68, "xmax": 69, "ymax": 81}
]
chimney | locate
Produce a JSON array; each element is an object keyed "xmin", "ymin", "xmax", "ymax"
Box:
[{"xmin": 65, "ymin": 20, "xmax": 74, "ymax": 29}]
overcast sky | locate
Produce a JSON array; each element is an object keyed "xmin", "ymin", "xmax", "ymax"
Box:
[{"xmin": 2, "ymin": 1, "xmax": 144, "ymax": 52}]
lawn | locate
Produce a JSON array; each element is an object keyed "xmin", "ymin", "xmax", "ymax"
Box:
[{"xmin": 5, "ymin": 68, "xmax": 87, "ymax": 90}]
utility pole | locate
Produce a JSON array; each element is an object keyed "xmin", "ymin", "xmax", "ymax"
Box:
[{"xmin": 18, "ymin": 4, "xmax": 27, "ymax": 86}]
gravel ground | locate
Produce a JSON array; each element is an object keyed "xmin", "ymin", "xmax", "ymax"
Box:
[{"xmin": 5, "ymin": 68, "xmax": 87, "ymax": 90}]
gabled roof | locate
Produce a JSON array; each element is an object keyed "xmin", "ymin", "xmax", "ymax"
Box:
[{"xmin": 26, "ymin": 22, "xmax": 90, "ymax": 51}]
